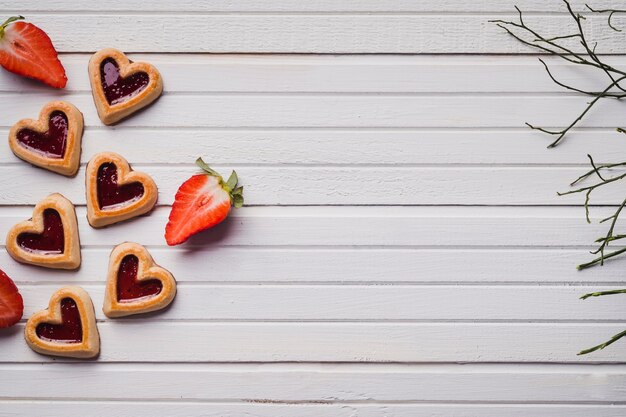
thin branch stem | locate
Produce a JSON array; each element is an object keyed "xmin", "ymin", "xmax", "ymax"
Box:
[
  {"xmin": 528, "ymin": 75, "xmax": 626, "ymax": 148},
  {"xmin": 558, "ymin": 169, "xmax": 626, "ymax": 197},
  {"xmin": 566, "ymin": 1, "xmax": 626, "ymax": 93},
  {"xmin": 592, "ymin": 196, "xmax": 626, "ymax": 264},
  {"xmin": 578, "ymin": 246, "xmax": 626, "ymax": 270},
  {"xmin": 587, "ymin": 154, "xmax": 606, "ymax": 181},
  {"xmin": 538, "ymin": 58, "xmax": 626, "ymax": 98},
  {"xmin": 570, "ymin": 160, "xmax": 626, "ymax": 186},
  {"xmin": 495, "ymin": 1, "xmax": 626, "ymax": 355},
  {"xmin": 492, "ymin": 1, "xmax": 626, "ymax": 146},
  {"xmin": 596, "ymin": 234, "xmax": 626, "ymax": 243},
  {"xmin": 541, "ymin": 33, "xmax": 580, "ymax": 42},
  {"xmin": 578, "ymin": 329, "xmax": 626, "ymax": 355},
  {"xmin": 586, "ymin": 4, "xmax": 626, "ymax": 32},
  {"xmin": 581, "ymin": 289, "xmax": 626, "ymax": 300},
  {"xmin": 559, "ymin": 155, "xmax": 626, "ymax": 269}
]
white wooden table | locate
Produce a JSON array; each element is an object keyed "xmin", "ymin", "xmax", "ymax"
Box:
[{"xmin": 1, "ymin": 1, "xmax": 626, "ymax": 416}]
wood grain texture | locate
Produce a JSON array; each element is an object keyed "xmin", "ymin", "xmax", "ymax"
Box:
[
  {"xmin": 16, "ymin": 284, "xmax": 626, "ymax": 322},
  {"xmin": 3, "ymin": 402, "xmax": 626, "ymax": 417},
  {"xmin": 0, "ymin": 164, "xmax": 623, "ymax": 206},
  {"xmin": 2, "ymin": 322, "xmax": 626, "ymax": 362},
  {"xmin": 1, "ymin": 55, "xmax": 622, "ymax": 94},
  {"xmin": 1, "ymin": 363, "xmax": 626, "ymax": 401},
  {"xmin": 8, "ymin": 127, "xmax": 608, "ymax": 166},
  {"xmin": 1, "ymin": 0, "xmax": 625, "ymax": 412},
  {"xmin": 4, "ymin": 93, "xmax": 626, "ymax": 128},
  {"xmin": 0, "ymin": 206, "xmax": 614, "ymax": 247},
  {"xmin": 2, "ymin": 0, "xmax": 617, "ymax": 12},
  {"xmin": 1, "ymin": 55, "xmax": 626, "ymax": 167},
  {"xmin": 0, "ymin": 12, "xmax": 624, "ymax": 53},
  {"xmin": 0, "ymin": 248, "xmax": 622, "ymax": 285}
]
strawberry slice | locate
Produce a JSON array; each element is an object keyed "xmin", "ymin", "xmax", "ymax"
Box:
[
  {"xmin": 0, "ymin": 268, "xmax": 23, "ymax": 328},
  {"xmin": 165, "ymin": 158, "xmax": 244, "ymax": 246},
  {"xmin": 0, "ymin": 16, "xmax": 67, "ymax": 88}
]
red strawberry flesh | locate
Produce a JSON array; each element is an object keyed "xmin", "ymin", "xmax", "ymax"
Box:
[
  {"xmin": 0, "ymin": 16, "xmax": 67, "ymax": 88},
  {"xmin": 165, "ymin": 174, "xmax": 231, "ymax": 245},
  {"xmin": 0, "ymin": 269, "xmax": 24, "ymax": 328},
  {"xmin": 165, "ymin": 159, "xmax": 244, "ymax": 246}
]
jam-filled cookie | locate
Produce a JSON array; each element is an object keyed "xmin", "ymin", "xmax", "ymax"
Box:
[
  {"xmin": 24, "ymin": 286, "xmax": 99, "ymax": 359},
  {"xmin": 85, "ymin": 152, "xmax": 158, "ymax": 228},
  {"xmin": 5, "ymin": 193, "xmax": 81, "ymax": 269},
  {"xmin": 8, "ymin": 101, "xmax": 83, "ymax": 176},
  {"xmin": 88, "ymin": 48, "xmax": 163, "ymax": 125},
  {"xmin": 103, "ymin": 242, "xmax": 176, "ymax": 318}
]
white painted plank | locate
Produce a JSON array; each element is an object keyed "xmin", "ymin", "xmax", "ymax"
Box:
[
  {"xmin": 1, "ymin": 363, "xmax": 625, "ymax": 401},
  {"xmin": 1, "ymin": 248, "xmax": 616, "ymax": 285},
  {"xmin": 0, "ymin": 128, "xmax": 605, "ymax": 166},
  {"xmin": 1, "ymin": 322, "xmax": 626, "ymax": 362},
  {"xmin": 2, "ymin": 402, "xmax": 625, "ymax": 417},
  {"xmin": 17, "ymin": 284, "xmax": 626, "ymax": 322},
  {"xmin": 1, "ymin": 55, "xmax": 621, "ymax": 94},
  {"xmin": 2, "ymin": 55, "xmax": 624, "ymax": 165},
  {"xmin": 0, "ymin": 164, "xmax": 622, "ymax": 206},
  {"xmin": 0, "ymin": 206, "xmax": 613, "ymax": 248},
  {"xmin": 5, "ymin": 93, "xmax": 626, "ymax": 128},
  {"xmin": 0, "ymin": 128, "xmax": 622, "ymax": 166},
  {"xmin": 8, "ymin": 91, "xmax": 626, "ymax": 129},
  {"xmin": 0, "ymin": 1, "xmax": 624, "ymax": 409},
  {"xmin": 0, "ymin": 13, "xmax": 624, "ymax": 53},
  {"xmin": 2, "ymin": 0, "xmax": 613, "ymax": 13}
]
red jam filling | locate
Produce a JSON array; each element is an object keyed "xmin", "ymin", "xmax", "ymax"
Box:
[
  {"xmin": 16, "ymin": 111, "xmax": 68, "ymax": 158},
  {"xmin": 17, "ymin": 209, "xmax": 64, "ymax": 255},
  {"xmin": 97, "ymin": 162, "xmax": 145, "ymax": 210},
  {"xmin": 36, "ymin": 298, "xmax": 82, "ymax": 343},
  {"xmin": 100, "ymin": 58, "xmax": 149, "ymax": 105},
  {"xmin": 117, "ymin": 255, "xmax": 162, "ymax": 302}
]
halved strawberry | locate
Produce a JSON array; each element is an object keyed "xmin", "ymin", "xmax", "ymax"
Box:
[
  {"xmin": 0, "ymin": 268, "xmax": 23, "ymax": 328},
  {"xmin": 0, "ymin": 16, "xmax": 67, "ymax": 88},
  {"xmin": 165, "ymin": 158, "xmax": 244, "ymax": 246}
]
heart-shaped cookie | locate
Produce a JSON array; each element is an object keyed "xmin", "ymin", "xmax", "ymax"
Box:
[
  {"xmin": 88, "ymin": 48, "xmax": 163, "ymax": 125},
  {"xmin": 5, "ymin": 193, "xmax": 81, "ymax": 269},
  {"xmin": 86, "ymin": 152, "xmax": 158, "ymax": 228},
  {"xmin": 103, "ymin": 242, "xmax": 176, "ymax": 318},
  {"xmin": 24, "ymin": 286, "xmax": 99, "ymax": 358},
  {"xmin": 8, "ymin": 101, "xmax": 83, "ymax": 176}
]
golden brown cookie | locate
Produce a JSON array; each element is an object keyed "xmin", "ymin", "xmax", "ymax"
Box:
[
  {"xmin": 88, "ymin": 48, "xmax": 163, "ymax": 125},
  {"xmin": 8, "ymin": 101, "xmax": 83, "ymax": 176},
  {"xmin": 103, "ymin": 242, "xmax": 176, "ymax": 318},
  {"xmin": 5, "ymin": 193, "xmax": 81, "ymax": 269},
  {"xmin": 85, "ymin": 152, "xmax": 158, "ymax": 228},
  {"xmin": 24, "ymin": 286, "xmax": 100, "ymax": 359}
]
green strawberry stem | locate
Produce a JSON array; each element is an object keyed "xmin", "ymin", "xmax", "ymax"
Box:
[
  {"xmin": 225, "ymin": 171, "xmax": 238, "ymax": 191},
  {"xmin": 195, "ymin": 157, "xmax": 244, "ymax": 208},
  {"xmin": 195, "ymin": 157, "xmax": 221, "ymax": 178},
  {"xmin": 0, "ymin": 16, "xmax": 24, "ymax": 38}
]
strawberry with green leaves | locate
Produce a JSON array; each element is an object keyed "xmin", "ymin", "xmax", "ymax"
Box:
[
  {"xmin": 0, "ymin": 16, "xmax": 67, "ymax": 88},
  {"xmin": 165, "ymin": 158, "xmax": 244, "ymax": 246},
  {"xmin": 0, "ymin": 269, "xmax": 23, "ymax": 328}
]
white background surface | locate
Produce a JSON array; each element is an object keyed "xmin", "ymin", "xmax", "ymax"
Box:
[{"xmin": 1, "ymin": 0, "xmax": 626, "ymax": 416}]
